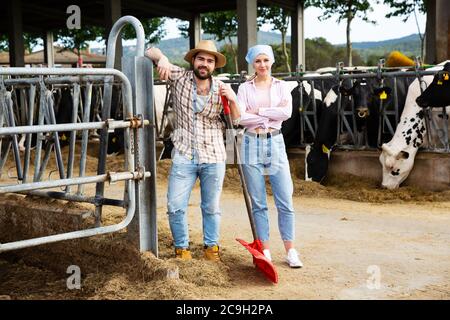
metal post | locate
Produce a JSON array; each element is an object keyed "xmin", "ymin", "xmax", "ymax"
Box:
[
  {"xmin": 122, "ymin": 54, "xmax": 158, "ymax": 255},
  {"xmin": 95, "ymin": 16, "xmax": 145, "ymax": 227}
]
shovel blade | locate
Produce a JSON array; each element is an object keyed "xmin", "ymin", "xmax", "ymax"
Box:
[{"xmin": 236, "ymin": 238, "xmax": 278, "ymax": 284}]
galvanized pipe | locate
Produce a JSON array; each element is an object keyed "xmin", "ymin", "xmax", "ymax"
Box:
[
  {"xmin": 0, "ymin": 170, "xmax": 150, "ymax": 194},
  {"xmin": 18, "ymin": 190, "xmax": 125, "ymax": 207},
  {"xmin": 0, "ymin": 118, "xmax": 142, "ymax": 136},
  {"xmin": 66, "ymin": 84, "xmax": 80, "ymax": 192},
  {"xmin": 22, "ymin": 85, "xmax": 36, "ymax": 183},
  {"xmin": 2, "ymin": 91, "xmax": 23, "ymax": 180},
  {"xmin": 44, "ymin": 90, "xmax": 66, "ymax": 179},
  {"xmin": 77, "ymin": 82, "xmax": 93, "ymax": 195},
  {"xmin": 0, "ymin": 179, "xmax": 136, "ymax": 252}
]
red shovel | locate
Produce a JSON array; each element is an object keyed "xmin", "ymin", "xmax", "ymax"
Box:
[{"xmin": 221, "ymin": 95, "xmax": 278, "ymax": 284}]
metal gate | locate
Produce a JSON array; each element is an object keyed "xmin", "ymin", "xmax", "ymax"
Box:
[
  {"xmin": 0, "ymin": 16, "xmax": 157, "ymax": 255},
  {"xmin": 282, "ymin": 59, "xmax": 449, "ymax": 153}
]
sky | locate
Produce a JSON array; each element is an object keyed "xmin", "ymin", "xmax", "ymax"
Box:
[
  {"xmin": 157, "ymin": 1, "xmax": 426, "ymax": 45},
  {"xmin": 78, "ymin": 1, "xmax": 426, "ymax": 50}
]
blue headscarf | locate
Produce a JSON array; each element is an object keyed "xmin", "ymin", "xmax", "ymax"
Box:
[{"xmin": 245, "ymin": 45, "xmax": 275, "ymax": 64}]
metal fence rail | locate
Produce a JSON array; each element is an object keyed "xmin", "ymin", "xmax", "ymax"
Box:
[
  {"xmin": 281, "ymin": 60, "xmax": 449, "ymax": 153},
  {"xmin": 0, "ymin": 16, "xmax": 157, "ymax": 255}
]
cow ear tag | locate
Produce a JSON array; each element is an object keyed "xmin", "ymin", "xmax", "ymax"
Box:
[
  {"xmin": 444, "ymin": 73, "xmax": 449, "ymax": 81},
  {"xmin": 379, "ymin": 91, "xmax": 387, "ymax": 100},
  {"xmin": 322, "ymin": 144, "xmax": 330, "ymax": 154}
]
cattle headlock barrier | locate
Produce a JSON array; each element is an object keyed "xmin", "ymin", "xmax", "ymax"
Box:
[
  {"xmin": 215, "ymin": 59, "xmax": 449, "ymax": 154},
  {"xmin": 280, "ymin": 60, "xmax": 449, "ymax": 153},
  {"xmin": 0, "ymin": 16, "xmax": 158, "ymax": 255}
]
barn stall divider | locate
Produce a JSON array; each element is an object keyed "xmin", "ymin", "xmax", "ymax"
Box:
[
  {"xmin": 0, "ymin": 16, "xmax": 158, "ymax": 256},
  {"xmin": 281, "ymin": 59, "xmax": 449, "ymax": 153}
]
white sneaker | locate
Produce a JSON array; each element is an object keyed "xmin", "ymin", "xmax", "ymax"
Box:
[
  {"xmin": 263, "ymin": 249, "xmax": 272, "ymax": 262},
  {"xmin": 286, "ymin": 248, "xmax": 303, "ymax": 268}
]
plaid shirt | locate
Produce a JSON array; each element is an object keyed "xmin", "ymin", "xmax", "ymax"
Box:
[{"xmin": 168, "ymin": 66, "xmax": 226, "ymax": 163}]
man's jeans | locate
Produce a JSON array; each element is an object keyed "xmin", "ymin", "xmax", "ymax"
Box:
[
  {"xmin": 167, "ymin": 150, "xmax": 225, "ymax": 248},
  {"xmin": 240, "ymin": 133, "xmax": 295, "ymax": 242}
]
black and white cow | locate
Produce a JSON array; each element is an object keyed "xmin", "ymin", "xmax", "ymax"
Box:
[
  {"xmin": 304, "ymin": 85, "xmax": 339, "ymax": 182},
  {"xmin": 303, "ymin": 78, "xmax": 387, "ymax": 182},
  {"xmin": 281, "ymin": 79, "xmax": 324, "ymax": 147},
  {"xmin": 379, "ymin": 61, "xmax": 450, "ymax": 189}
]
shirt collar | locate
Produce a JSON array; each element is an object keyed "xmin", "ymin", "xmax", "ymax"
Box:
[{"xmin": 248, "ymin": 76, "xmax": 280, "ymax": 87}]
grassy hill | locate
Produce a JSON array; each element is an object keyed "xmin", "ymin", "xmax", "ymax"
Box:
[
  {"xmin": 103, "ymin": 32, "xmax": 421, "ymax": 67},
  {"xmin": 339, "ymin": 34, "xmax": 422, "ymax": 61}
]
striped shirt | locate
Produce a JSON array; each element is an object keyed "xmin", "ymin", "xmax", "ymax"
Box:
[{"xmin": 168, "ymin": 66, "xmax": 226, "ymax": 163}]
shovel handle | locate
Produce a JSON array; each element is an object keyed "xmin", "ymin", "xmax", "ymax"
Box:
[
  {"xmin": 221, "ymin": 95, "xmax": 258, "ymax": 241},
  {"xmin": 221, "ymin": 95, "xmax": 231, "ymax": 116}
]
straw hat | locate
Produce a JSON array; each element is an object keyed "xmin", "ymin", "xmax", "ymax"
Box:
[{"xmin": 184, "ymin": 40, "xmax": 226, "ymax": 68}]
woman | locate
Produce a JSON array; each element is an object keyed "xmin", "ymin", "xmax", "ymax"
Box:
[{"xmin": 236, "ymin": 45, "xmax": 303, "ymax": 268}]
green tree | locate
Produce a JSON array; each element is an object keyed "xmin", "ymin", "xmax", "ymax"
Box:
[
  {"xmin": 258, "ymin": 6, "xmax": 291, "ymax": 72},
  {"xmin": 309, "ymin": 0, "xmax": 376, "ymax": 67},
  {"xmin": 0, "ymin": 33, "xmax": 42, "ymax": 54},
  {"xmin": 305, "ymin": 37, "xmax": 364, "ymax": 70},
  {"xmin": 383, "ymin": 0, "xmax": 426, "ymax": 58},
  {"xmin": 178, "ymin": 13, "xmax": 239, "ymax": 73},
  {"xmin": 122, "ymin": 18, "xmax": 167, "ymax": 45},
  {"xmin": 55, "ymin": 26, "xmax": 104, "ymax": 65},
  {"xmin": 201, "ymin": 11, "xmax": 239, "ymax": 73}
]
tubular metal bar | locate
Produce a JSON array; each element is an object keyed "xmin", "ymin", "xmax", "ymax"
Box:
[
  {"xmin": 282, "ymin": 69, "xmax": 441, "ymax": 82},
  {"xmin": 77, "ymin": 82, "xmax": 93, "ymax": 195},
  {"xmin": 0, "ymin": 171, "xmax": 150, "ymax": 194},
  {"xmin": 0, "ymin": 118, "xmax": 142, "ymax": 136},
  {"xmin": 43, "ymin": 89, "xmax": 66, "ymax": 180},
  {"xmin": 18, "ymin": 190, "xmax": 126, "ymax": 207},
  {"xmin": 2, "ymin": 75, "xmax": 111, "ymax": 86},
  {"xmin": 22, "ymin": 85, "xmax": 36, "ymax": 183},
  {"xmin": 0, "ymin": 178, "xmax": 136, "ymax": 252},
  {"xmin": 66, "ymin": 84, "xmax": 80, "ymax": 193},
  {"xmin": 36, "ymin": 142, "xmax": 53, "ymax": 182},
  {"xmin": 2, "ymin": 91, "xmax": 23, "ymax": 180},
  {"xmin": 33, "ymin": 85, "xmax": 46, "ymax": 182},
  {"xmin": 95, "ymin": 15, "xmax": 145, "ymax": 227}
]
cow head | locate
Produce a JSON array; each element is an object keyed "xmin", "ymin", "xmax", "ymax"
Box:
[
  {"xmin": 379, "ymin": 143, "xmax": 417, "ymax": 189},
  {"xmin": 415, "ymin": 62, "xmax": 450, "ymax": 108},
  {"xmin": 340, "ymin": 80, "xmax": 370, "ymax": 118},
  {"xmin": 339, "ymin": 80, "xmax": 392, "ymax": 119}
]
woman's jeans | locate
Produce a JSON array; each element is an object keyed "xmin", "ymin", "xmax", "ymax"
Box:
[
  {"xmin": 167, "ymin": 150, "xmax": 225, "ymax": 248},
  {"xmin": 240, "ymin": 133, "xmax": 295, "ymax": 242}
]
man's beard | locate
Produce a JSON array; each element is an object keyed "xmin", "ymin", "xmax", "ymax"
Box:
[{"xmin": 194, "ymin": 67, "xmax": 212, "ymax": 80}]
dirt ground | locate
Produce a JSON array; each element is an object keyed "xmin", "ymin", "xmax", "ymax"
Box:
[{"xmin": 1, "ymin": 145, "xmax": 450, "ymax": 300}]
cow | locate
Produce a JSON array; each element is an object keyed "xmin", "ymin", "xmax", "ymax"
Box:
[
  {"xmin": 304, "ymin": 71, "xmax": 420, "ymax": 183},
  {"xmin": 379, "ymin": 61, "xmax": 450, "ymax": 189},
  {"xmin": 304, "ymin": 84, "xmax": 339, "ymax": 182},
  {"xmin": 416, "ymin": 62, "xmax": 450, "ymax": 109},
  {"xmin": 282, "ymin": 79, "xmax": 324, "ymax": 147}
]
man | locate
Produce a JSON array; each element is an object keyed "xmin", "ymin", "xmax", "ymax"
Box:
[{"xmin": 145, "ymin": 40, "xmax": 240, "ymax": 261}]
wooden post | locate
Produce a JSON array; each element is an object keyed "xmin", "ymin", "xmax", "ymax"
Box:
[
  {"xmin": 237, "ymin": 0, "xmax": 257, "ymax": 74},
  {"xmin": 7, "ymin": 0, "xmax": 25, "ymax": 67},
  {"xmin": 291, "ymin": 1, "xmax": 305, "ymax": 71},
  {"xmin": 189, "ymin": 14, "xmax": 201, "ymax": 49},
  {"xmin": 104, "ymin": 0, "xmax": 122, "ymax": 70}
]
